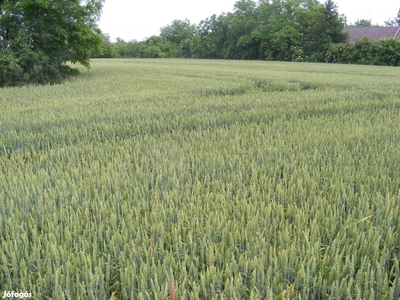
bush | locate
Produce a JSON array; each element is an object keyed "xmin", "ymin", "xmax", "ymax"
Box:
[
  {"xmin": 351, "ymin": 38, "xmax": 378, "ymax": 65},
  {"xmin": 0, "ymin": 49, "xmax": 23, "ymax": 87},
  {"xmin": 376, "ymin": 38, "xmax": 400, "ymax": 66},
  {"xmin": 0, "ymin": 46, "xmax": 74, "ymax": 87},
  {"xmin": 324, "ymin": 38, "xmax": 400, "ymax": 66},
  {"xmin": 325, "ymin": 42, "xmax": 353, "ymax": 64}
]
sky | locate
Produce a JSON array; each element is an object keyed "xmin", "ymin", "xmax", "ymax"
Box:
[{"xmin": 98, "ymin": 0, "xmax": 400, "ymax": 42}]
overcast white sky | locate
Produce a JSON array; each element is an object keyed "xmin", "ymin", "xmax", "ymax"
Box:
[{"xmin": 98, "ymin": 0, "xmax": 400, "ymax": 42}]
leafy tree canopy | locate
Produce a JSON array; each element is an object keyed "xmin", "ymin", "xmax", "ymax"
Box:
[
  {"xmin": 160, "ymin": 19, "xmax": 197, "ymax": 45},
  {"xmin": 0, "ymin": 0, "xmax": 104, "ymax": 87},
  {"xmin": 351, "ymin": 19, "xmax": 373, "ymax": 27},
  {"xmin": 100, "ymin": 0, "xmax": 349, "ymax": 63}
]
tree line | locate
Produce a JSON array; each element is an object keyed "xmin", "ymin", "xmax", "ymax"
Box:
[
  {"xmin": 98, "ymin": 0, "xmax": 346, "ymax": 62},
  {"xmin": 2, "ymin": 0, "xmax": 400, "ymax": 87},
  {"xmin": 96, "ymin": 0, "xmax": 400, "ymax": 67}
]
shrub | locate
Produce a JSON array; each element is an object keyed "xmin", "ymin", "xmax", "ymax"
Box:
[
  {"xmin": 0, "ymin": 46, "xmax": 70, "ymax": 87},
  {"xmin": 376, "ymin": 38, "xmax": 400, "ymax": 66},
  {"xmin": 325, "ymin": 42, "xmax": 353, "ymax": 64},
  {"xmin": 324, "ymin": 38, "xmax": 400, "ymax": 66}
]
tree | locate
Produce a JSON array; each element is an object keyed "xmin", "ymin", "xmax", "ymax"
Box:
[
  {"xmin": 263, "ymin": 0, "xmax": 323, "ymax": 61},
  {"xmin": 263, "ymin": 0, "xmax": 302, "ymax": 61},
  {"xmin": 384, "ymin": 19, "xmax": 397, "ymax": 27},
  {"xmin": 225, "ymin": 0, "xmax": 260, "ymax": 59},
  {"xmin": 139, "ymin": 36, "xmax": 163, "ymax": 58},
  {"xmin": 113, "ymin": 38, "xmax": 128, "ymax": 58},
  {"xmin": 160, "ymin": 19, "xmax": 197, "ymax": 46},
  {"xmin": 96, "ymin": 34, "xmax": 113, "ymax": 58},
  {"xmin": 191, "ymin": 14, "xmax": 229, "ymax": 59},
  {"xmin": 302, "ymin": 0, "xmax": 346, "ymax": 61},
  {"xmin": 353, "ymin": 19, "xmax": 372, "ymax": 27},
  {"xmin": 0, "ymin": 0, "xmax": 104, "ymax": 87},
  {"xmin": 323, "ymin": 0, "xmax": 347, "ymax": 43}
]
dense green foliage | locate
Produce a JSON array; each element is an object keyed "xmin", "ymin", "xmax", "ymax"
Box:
[
  {"xmin": 325, "ymin": 38, "xmax": 400, "ymax": 66},
  {"xmin": 0, "ymin": 0, "xmax": 104, "ymax": 87},
  {"xmin": 1, "ymin": 59, "xmax": 400, "ymax": 299},
  {"xmin": 97, "ymin": 0, "xmax": 400, "ymax": 67},
  {"xmin": 97, "ymin": 0, "xmax": 348, "ymax": 62},
  {"xmin": 352, "ymin": 19, "xmax": 373, "ymax": 27}
]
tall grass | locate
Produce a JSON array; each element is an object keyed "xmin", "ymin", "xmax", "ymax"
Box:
[{"xmin": 1, "ymin": 59, "xmax": 399, "ymax": 299}]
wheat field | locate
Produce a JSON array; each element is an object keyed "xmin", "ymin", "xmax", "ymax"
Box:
[{"xmin": 1, "ymin": 59, "xmax": 399, "ymax": 299}]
